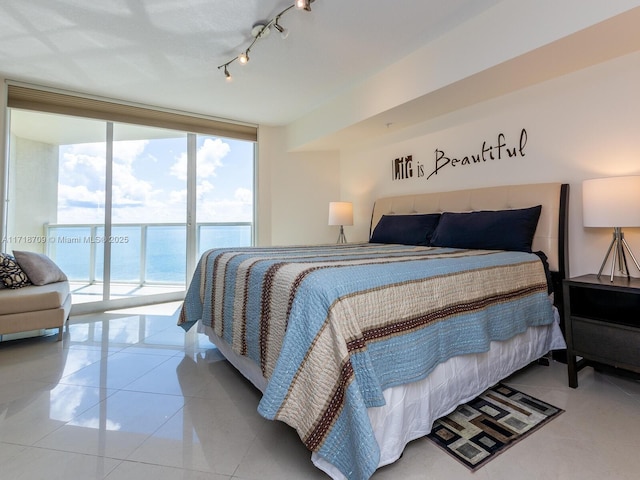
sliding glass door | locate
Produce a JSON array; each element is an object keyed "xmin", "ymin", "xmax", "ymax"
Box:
[
  {"xmin": 6, "ymin": 108, "xmax": 254, "ymax": 310},
  {"xmin": 108, "ymin": 124, "xmax": 188, "ymax": 300},
  {"xmin": 195, "ymin": 135, "xmax": 254, "ymax": 257}
]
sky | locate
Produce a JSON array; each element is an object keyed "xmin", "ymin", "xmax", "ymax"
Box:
[{"xmin": 57, "ymin": 134, "xmax": 254, "ymax": 225}]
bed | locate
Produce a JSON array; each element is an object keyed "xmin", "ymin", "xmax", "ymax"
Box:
[{"xmin": 179, "ymin": 182, "xmax": 569, "ymax": 480}]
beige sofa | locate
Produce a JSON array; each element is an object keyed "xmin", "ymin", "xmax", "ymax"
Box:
[
  {"xmin": 0, "ymin": 281, "xmax": 71, "ymax": 341},
  {"xmin": 0, "ymin": 250, "xmax": 71, "ymax": 342}
]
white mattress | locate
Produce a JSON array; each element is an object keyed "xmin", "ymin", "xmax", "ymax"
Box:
[{"xmin": 198, "ymin": 311, "xmax": 566, "ymax": 479}]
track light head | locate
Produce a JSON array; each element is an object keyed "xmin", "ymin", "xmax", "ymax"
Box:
[
  {"xmin": 274, "ymin": 18, "xmax": 289, "ymax": 39},
  {"xmin": 218, "ymin": 64, "xmax": 233, "ymax": 81},
  {"xmin": 295, "ymin": 0, "xmax": 313, "ymax": 11}
]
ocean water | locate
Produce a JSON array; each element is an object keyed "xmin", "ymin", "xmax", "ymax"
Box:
[{"xmin": 47, "ymin": 224, "xmax": 251, "ymax": 284}]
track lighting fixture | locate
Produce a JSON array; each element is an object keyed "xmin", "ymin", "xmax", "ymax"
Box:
[{"xmin": 217, "ymin": 1, "xmax": 315, "ymax": 80}]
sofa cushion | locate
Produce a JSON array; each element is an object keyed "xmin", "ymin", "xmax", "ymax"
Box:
[
  {"xmin": 13, "ymin": 250, "xmax": 68, "ymax": 286},
  {"xmin": 0, "ymin": 253, "xmax": 32, "ymax": 289},
  {"xmin": 0, "ymin": 281, "xmax": 70, "ymax": 315}
]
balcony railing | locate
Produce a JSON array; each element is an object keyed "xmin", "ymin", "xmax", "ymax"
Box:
[{"xmin": 44, "ymin": 222, "xmax": 252, "ymax": 285}]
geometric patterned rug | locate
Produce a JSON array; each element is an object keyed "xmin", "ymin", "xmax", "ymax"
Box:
[{"xmin": 426, "ymin": 383, "xmax": 563, "ymax": 471}]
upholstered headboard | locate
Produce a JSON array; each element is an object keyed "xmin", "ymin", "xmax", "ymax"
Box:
[{"xmin": 370, "ymin": 183, "xmax": 569, "ymax": 280}]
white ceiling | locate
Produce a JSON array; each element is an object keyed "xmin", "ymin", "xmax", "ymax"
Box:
[{"xmin": 0, "ymin": 0, "xmax": 502, "ymax": 127}]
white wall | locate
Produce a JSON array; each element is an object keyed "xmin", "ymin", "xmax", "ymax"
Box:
[
  {"xmin": 339, "ymin": 50, "xmax": 640, "ymax": 278},
  {"xmin": 5, "ymin": 136, "xmax": 59, "ymax": 254},
  {"xmin": 286, "ymin": 0, "xmax": 640, "ymax": 151},
  {"xmin": 0, "ymin": 79, "xmax": 7, "ymax": 247},
  {"xmin": 258, "ymin": 126, "xmax": 341, "ymax": 246}
]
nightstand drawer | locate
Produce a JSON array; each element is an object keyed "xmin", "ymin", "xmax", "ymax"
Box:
[
  {"xmin": 568, "ymin": 286, "xmax": 640, "ymax": 327},
  {"xmin": 571, "ymin": 317, "xmax": 640, "ymax": 367}
]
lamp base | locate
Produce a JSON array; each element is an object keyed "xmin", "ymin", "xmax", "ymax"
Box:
[
  {"xmin": 336, "ymin": 225, "xmax": 347, "ymax": 244},
  {"xmin": 597, "ymin": 227, "xmax": 640, "ymax": 281}
]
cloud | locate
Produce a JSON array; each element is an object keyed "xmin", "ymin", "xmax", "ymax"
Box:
[
  {"xmin": 196, "ymin": 194, "xmax": 254, "ymax": 223},
  {"xmin": 197, "ymin": 180, "xmax": 214, "ymax": 197},
  {"xmin": 59, "ymin": 145, "xmax": 107, "ymax": 192},
  {"xmin": 58, "ymin": 140, "xmax": 169, "ymax": 222},
  {"xmin": 113, "ymin": 140, "xmax": 148, "ymax": 165},
  {"xmin": 111, "ymin": 140, "xmax": 163, "ymax": 209},
  {"xmin": 234, "ymin": 187, "xmax": 252, "ymax": 204},
  {"xmin": 169, "ymin": 188, "xmax": 187, "ymax": 205},
  {"xmin": 111, "ymin": 165, "xmax": 158, "ymax": 208},
  {"xmin": 197, "ymin": 138, "xmax": 230, "ymax": 177},
  {"xmin": 58, "ymin": 184, "xmax": 104, "ymax": 208},
  {"xmin": 170, "ymin": 138, "xmax": 230, "ymax": 181},
  {"xmin": 71, "ymin": 417, "xmax": 122, "ymax": 431},
  {"xmin": 170, "ymin": 154, "xmax": 188, "ymax": 181},
  {"xmin": 163, "ymin": 184, "xmax": 252, "ymax": 223}
]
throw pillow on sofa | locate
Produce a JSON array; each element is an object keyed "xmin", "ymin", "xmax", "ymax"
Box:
[
  {"xmin": 13, "ymin": 250, "xmax": 68, "ymax": 286},
  {"xmin": 0, "ymin": 253, "xmax": 32, "ymax": 288}
]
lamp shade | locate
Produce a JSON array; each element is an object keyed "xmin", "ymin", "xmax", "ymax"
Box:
[
  {"xmin": 328, "ymin": 202, "xmax": 353, "ymax": 226},
  {"xmin": 583, "ymin": 176, "xmax": 640, "ymax": 227}
]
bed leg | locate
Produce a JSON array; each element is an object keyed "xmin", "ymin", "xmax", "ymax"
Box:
[{"xmin": 537, "ymin": 352, "xmax": 551, "ymax": 366}]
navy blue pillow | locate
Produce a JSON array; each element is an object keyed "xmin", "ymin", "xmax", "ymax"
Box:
[
  {"xmin": 370, "ymin": 213, "xmax": 441, "ymax": 246},
  {"xmin": 429, "ymin": 205, "xmax": 542, "ymax": 252}
]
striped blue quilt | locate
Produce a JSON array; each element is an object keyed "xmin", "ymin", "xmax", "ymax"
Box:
[{"xmin": 179, "ymin": 243, "xmax": 555, "ymax": 480}]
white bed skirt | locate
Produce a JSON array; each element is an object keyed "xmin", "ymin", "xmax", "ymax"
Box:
[{"xmin": 198, "ymin": 313, "xmax": 566, "ymax": 480}]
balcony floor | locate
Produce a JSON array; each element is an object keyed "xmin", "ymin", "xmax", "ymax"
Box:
[{"xmin": 69, "ymin": 282, "xmax": 184, "ymax": 304}]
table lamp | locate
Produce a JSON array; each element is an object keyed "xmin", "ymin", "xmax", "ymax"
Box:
[
  {"xmin": 582, "ymin": 175, "xmax": 640, "ymax": 281},
  {"xmin": 328, "ymin": 201, "xmax": 353, "ymax": 244}
]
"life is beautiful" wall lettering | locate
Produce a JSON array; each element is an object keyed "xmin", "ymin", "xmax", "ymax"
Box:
[
  {"xmin": 391, "ymin": 128, "xmax": 528, "ymax": 182},
  {"xmin": 426, "ymin": 128, "xmax": 528, "ymax": 180}
]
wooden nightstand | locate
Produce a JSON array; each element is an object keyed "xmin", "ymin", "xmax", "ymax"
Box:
[{"xmin": 562, "ymin": 274, "xmax": 640, "ymax": 388}]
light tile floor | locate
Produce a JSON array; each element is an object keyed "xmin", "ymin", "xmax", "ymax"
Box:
[{"xmin": 1, "ymin": 302, "xmax": 639, "ymax": 480}]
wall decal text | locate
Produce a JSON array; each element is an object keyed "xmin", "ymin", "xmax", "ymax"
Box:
[
  {"xmin": 426, "ymin": 128, "xmax": 528, "ymax": 180},
  {"xmin": 392, "ymin": 155, "xmax": 414, "ymax": 180}
]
